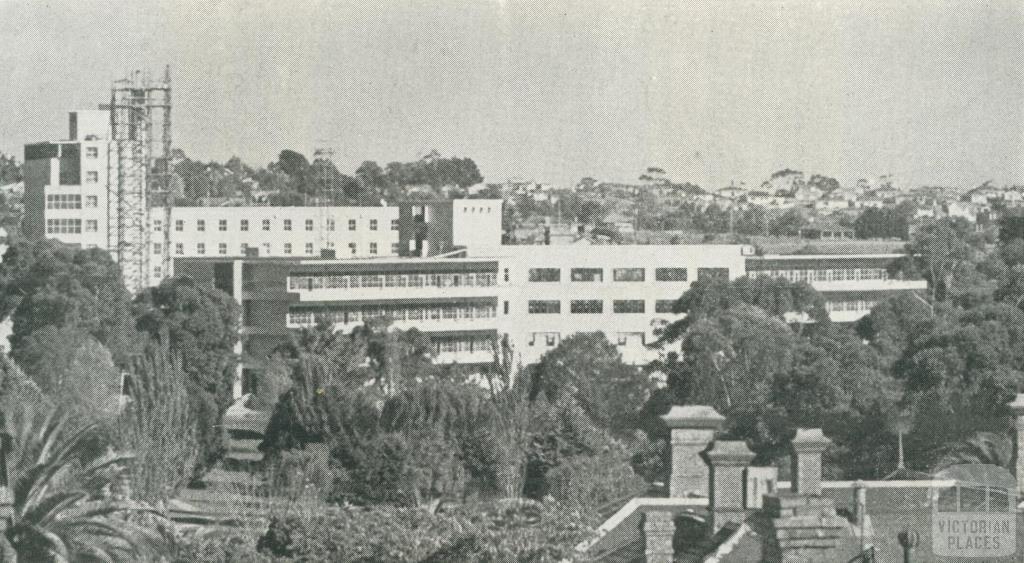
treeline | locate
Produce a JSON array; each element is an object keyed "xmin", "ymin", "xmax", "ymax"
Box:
[
  {"xmin": 172, "ymin": 148, "xmax": 482, "ymax": 205},
  {"xmin": 0, "ymin": 239, "xmax": 241, "ymax": 474}
]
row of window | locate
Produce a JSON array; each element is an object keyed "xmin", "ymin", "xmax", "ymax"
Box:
[
  {"xmin": 527, "ymin": 267, "xmax": 723, "ymax": 283},
  {"xmin": 747, "ymin": 268, "xmax": 890, "ymax": 283},
  {"xmin": 288, "ymin": 271, "xmax": 498, "ymax": 291},
  {"xmin": 528, "ymin": 332, "xmax": 645, "ymax": 347},
  {"xmin": 287, "ymin": 303, "xmax": 497, "ymax": 326},
  {"xmin": 824, "ymin": 299, "xmax": 879, "ymax": 312},
  {"xmin": 46, "ymin": 218, "xmax": 98, "ymax": 234},
  {"xmin": 48, "ymin": 194, "xmax": 99, "ymax": 209},
  {"xmin": 434, "ymin": 337, "xmax": 495, "ymax": 355},
  {"xmin": 166, "ymin": 217, "xmax": 400, "ymax": 233},
  {"xmin": 528, "ymin": 299, "xmax": 679, "ymax": 314},
  {"xmin": 175, "ymin": 241, "xmax": 393, "ymax": 256}
]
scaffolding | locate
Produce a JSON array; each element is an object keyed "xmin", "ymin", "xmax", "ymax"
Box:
[
  {"xmin": 313, "ymin": 144, "xmax": 337, "ymax": 255},
  {"xmin": 107, "ymin": 68, "xmax": 172, "ymax": 293}
]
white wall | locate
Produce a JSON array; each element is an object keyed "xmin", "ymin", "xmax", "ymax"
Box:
[
  {"xmin": 164, "ymin": 206, "xmax": 400, "ymax": 279},
  {"xmin": 499, "ymin": 244, "xmax": 748, "ymax": 364}
]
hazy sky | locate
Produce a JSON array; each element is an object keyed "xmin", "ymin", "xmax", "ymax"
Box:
[{"xmin": 1, "ymin": 0, "xmax": 1022, "ymax": 189}]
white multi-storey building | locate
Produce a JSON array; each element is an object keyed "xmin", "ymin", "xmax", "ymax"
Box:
[{"xmin": 24, "ymin": 110, "xmax": 115, "ymax": 252}]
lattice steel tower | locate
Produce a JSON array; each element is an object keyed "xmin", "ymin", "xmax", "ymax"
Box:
[{"xmin": 107, "ymin": 67, "xmax": 172, "ymax": 293}]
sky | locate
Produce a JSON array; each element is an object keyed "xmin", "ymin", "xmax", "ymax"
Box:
[{"xmin": 0, "ymin": 0, "xmax": 1022, "ymax": 190}]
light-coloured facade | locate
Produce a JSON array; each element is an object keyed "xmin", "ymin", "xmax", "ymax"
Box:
[
  {"xmin": 500, "ymin": 244, "xmax": 749, "ymax": 364},
  {"xmin": 23, "ymin": 111, "xmax": 114, "ymax": 252},
  {"xmin": 158, "ymin": 206, "xmax": 401, "ymax": 281}
]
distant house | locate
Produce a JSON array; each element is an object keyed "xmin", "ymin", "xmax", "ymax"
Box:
[
  {"xmin": 716, "ymin": 186, "xmax": 746, "ymax": 200},
  {"xmin": 742, "ymin": 190, "xmax": 773, "ymax": 206}
]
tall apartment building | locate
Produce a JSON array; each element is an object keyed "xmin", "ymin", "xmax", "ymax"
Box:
[{"xmin": 24, "ymin": 111, "xmax": 115, "ymax": 252}]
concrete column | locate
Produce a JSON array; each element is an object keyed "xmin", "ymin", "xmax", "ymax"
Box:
[
  {"xmin": 643, "ymin": 511, "xmax": 675, "ymax": 563},
  {"xmin": 790, "ymin": 428, "xmax": 831, "ymax": 496},
  {"xmin": 1007, "ymin": 394, "xmax": 1024, "ymax": 493},
  {"xmin": 703, "ymin": 440, "xmax": 755, "ymax": 533},
  {"xmin": 660, "ymin": 405, "xmax": 725, "ymax": 498}
]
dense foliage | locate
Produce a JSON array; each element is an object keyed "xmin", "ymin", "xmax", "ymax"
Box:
[
  {"xmin": 0, "ymin": 239, "xmax": 140, "ymax": 369},
  {"xmin": 134, "ymin": 276, "xmax": 241, "ymax": 470},
  {"xmin": 254, "ymin": 501, "xmax": 597, "ymax": 562}
]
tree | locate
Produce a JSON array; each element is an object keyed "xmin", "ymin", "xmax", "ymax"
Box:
[
  {"xmin": 3, "ymin": 409, "xmax": 169, "ymax": 560},
  {"xmin": 0, "ymin": 239, "xmax": 140, "ymax": 369},
  {"xmin": 854, "ymin": 202, "xmax": 914, "ymax": 240},
  {"xmin": 0, "ymin": 152, "xmax": 21, "ymax": 185},
  {"xmin": 116, "ymin": 337, "xmax": 199, "ymax": 502},
  {"xmin": 133, "ymin": 276, "xmax": 241, "ymax": 469},
  {"xmin": 807, "ymin": 174, "xmax": 840, "ymax": 194},
  {"xmin": 895, "ymin": 217, "xmax": 990, "ymax": 302},
  {"xmin": 16, "ymin": 326, "xmax": 121, "ymax": 421},
  {"xmin": 768, "ymin": 208, "xmax": 808, "ymax": 236},
  {"xmin": 894, "ymin": 303, "xmax": 1024, "ymax": 468},
  {"xmin": 529, "ymin": 333, "xmax": 650, "ymax": 437},
  {"xmin": 657, "ymin": 275, "xmax": 828, "ymax": 342}
]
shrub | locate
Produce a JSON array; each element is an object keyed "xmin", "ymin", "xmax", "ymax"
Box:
[
  {"xmin": 175, "ymin": 529, "xmax": 270, "ymax": 563},
  {"xmin": 255, "ymin": 501, "xmax": 598, "ymax": 562},
  {"xmin": 265, "ymin": 444, "xmax": 343, "ymax": 503},
  {"xmin": 546, "ymin": 448, "xmax": 648, "ymax": 511}
]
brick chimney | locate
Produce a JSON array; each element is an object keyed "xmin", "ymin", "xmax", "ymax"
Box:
[
  {"xmin": 643, "ymin": 511, "xmax": 675, "ymax": 563},
  {"xmin": 761, "ymin": 428, "xmax": 848, "ymax": 562},
  {"xmin": 790, "ymin": 428, "xmax": 830, "ymax": 496},
  {"xmin": 660, "ymin": 405, "xmax": 725, "ymax": 498},
  {"xmin": 703, "ymin": 440, "xmax": 755, "ymax": 533},
  {"xmin": 1007, "ymin": 394, "xmax": 1024, "ymax": 493}
]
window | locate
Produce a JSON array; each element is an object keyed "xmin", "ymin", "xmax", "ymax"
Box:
[
  {"xmin": 613, "ymin": 268, "xmax": 645, "ymax": 282},
  {"xmin": 85, "ymin": 220, "xmax": 98, "ymax": 233},
  {"xmin": 152, "ymin": 219, "xmax": 161, "ymax": 231},
  {"xmin": 570, "ymin": 300, "xmax": 603, "ymax": 314},
  {"xmin": 370, "ymin": 219, "xmax": 378, "ymax": 231},
  {"xmin": 613, "ymin": 300, "xmax": 645, "ymax": 313},
  {"xmin": 262, "ymin": 219, "xmax": 271, "ymax": 231},
  {"xmin": 85, "ymin": 195, "xmax": 99, "ymax": 208},
  {"xmin": 655, "ymin": 300, "xmax": 677, "ymax": 313},
  {"xmin": 697, "ymin": 268, "xmax": 729, "ymax": 281},
  {"xmin": 504, "ymin": 301, "xmax": 510, "ymax": 314},
  {"xmin": 305, "ymin": 243, "xmax": 314, "ymax": 255},
  {"xmin": 655, "ymin": 268, "xmax": 688, "ymax": 282},
  {"xmin": 528, "ymin": 300, "xmax": 561, "ymax": 314},
  {"xmin": 305, "ymin": 219, "xmax": 314, "ymax": 231},
  {"xmin": 263, "ymin": 242, "xmax": 271, "ymax": 255},
  {"xmin": 175, "ymin": 243, "xmax": 183, "ymax": 255},
  {"xmin": 85, "ymin": 147, "xmax": 99, "ymax": 158},
  {"xmin": 196, "ymin": 220, "xmax": 205, "ymax": 232},
  {"xmin": 153, "ymin": 243, "xmax": 162, "ymax": 255},
  {"xmin": 46, "ymin": 194, "xmax": 81, "ymax": 209},
  {"xmin": 218, "ymin": 243, "xmax": 227, "ymax": 255},
  {"xmin": 326, "ymin": 219, "xmax": 335, "ymax": 231},
  {"xmin": 196, "ymin": 243, "xmax": 205, "ymax": 255},
  {"xmin": 284, "ymin": 219, "xmax": 292, "ymax": 231},
  {"xmin": 349, "ymin": 242, "xmax": 357, "ymax": 255},
  {"xmin": 240, "ymin": 243, "xmax": 249, "ymax": 255},
  {"xmin": 571, "ymin": 268, "xmax": 603, "ymax": 282},
  {"xmin": 153, "ymin": 266, "xmax": 162, "ymax": 279},
  {"xmin": 369, "ymin": 242, "xmax": 378, "ymax": 254},
  {"xmin": 391, "ymin": 219, "xmax": 400, "ymax": 231},
  {"xmin": 391, "ymin": 243, "xmax": 400, "ymax": 254},
  {"xmin": 240, "ymin": 219, "xmax": 249, "ymax": 231},
  {"xmin": 348, "ymin": 219, "xmax": 357, "ymax": 231},
  {"xmin": 175, "ymin": 220, "xmax": 184, "ymax": 232},
  {"xmin": 528, "ymin": 268, "xmax": 560, "ymax": 282},
  {"xmin": 218, "ymin": 219, "xmax": 227, "ymax": 231},
  {"xmin": 85, "ymin": 171, "xmax": 99, "ymax": 184},
  {"xmin": 284, "ymin": 243, "xmax": 292, "ymax": 255},
  {"xmin": 45, "ymin": 218, "xmax": 81, "ymax": 234}
]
